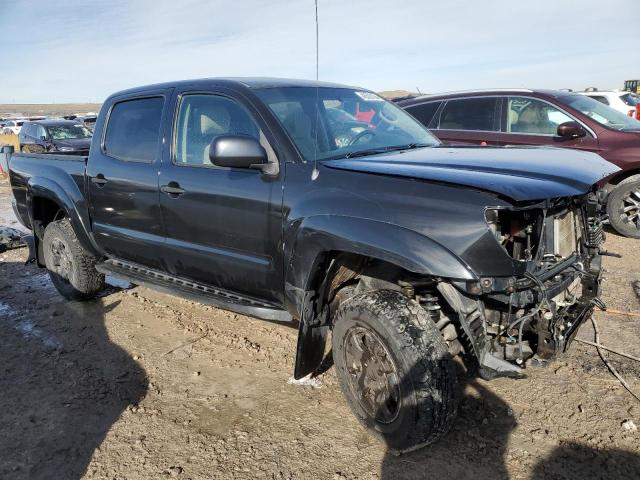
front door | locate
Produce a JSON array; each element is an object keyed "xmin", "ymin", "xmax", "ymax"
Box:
[
  {"xmin": 87, "ymin": 92, "xmax": 171, "ymax": 271},
  {"xmin": 158, "ymin": 89, "xmax": 284, "ymax": 304}
]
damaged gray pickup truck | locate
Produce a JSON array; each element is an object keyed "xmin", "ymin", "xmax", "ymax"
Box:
[{"xmin": 5, "ymin": 78, "xmax": 620, "ymax": 451}]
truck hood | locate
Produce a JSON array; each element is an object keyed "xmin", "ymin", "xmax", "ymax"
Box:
[{"xmin": 323, "ymin": 146, "xmax": 620, "ymax": 202}]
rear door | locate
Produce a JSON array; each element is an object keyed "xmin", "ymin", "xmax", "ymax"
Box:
[
  {"xmin": 495, "ymin": 96, "xmax": 600, "ymax": 152},
  {"xmin": 158, "ymin": 87, "xmax": 285, "ymax": 303},
  {"xmin": 87, "ymin": 90, "xmax": 172, "ymax": 270},
  {"xmin": 430, "ymin": 96, "xmax": 502, "ymax": 145}
]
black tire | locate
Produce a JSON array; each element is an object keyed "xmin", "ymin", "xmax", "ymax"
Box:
[
  {"xmin": 607, "ymin": 175, "xmax": 640, "ymax": 239},
  {"xmin": 332, "ymin": 290, "xmax": 458, "ymax": 452},
  {"xmin": 42, "ymin": 218, "xmax": 105, "ymax": 300}
]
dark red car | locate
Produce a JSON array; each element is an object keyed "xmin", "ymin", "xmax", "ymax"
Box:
[{"xmin": 397, "ymin": 89, "xmax": 640, "ymax": 237}]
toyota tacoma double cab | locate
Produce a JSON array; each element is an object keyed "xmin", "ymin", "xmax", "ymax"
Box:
[{"xmin": 5, "ymin": 78, "xmax": 619, "ymax": 452}]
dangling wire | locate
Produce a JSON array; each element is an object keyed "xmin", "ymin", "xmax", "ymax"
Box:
[{"xmin": 311, "ymin": 0, "xmax": 320, "ymax": 180}]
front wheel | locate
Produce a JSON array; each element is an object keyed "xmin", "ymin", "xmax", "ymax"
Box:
[
  {"xmin": 42, "ymin": 218, "xmax": 105, "ymax": 300},
  {"xmin": 607, "ymin": 176, "xmax": 640, "ymax": 239},
  {"xmin": 332, "ymin": 290, "xmax": 459, "ymax": 452}
]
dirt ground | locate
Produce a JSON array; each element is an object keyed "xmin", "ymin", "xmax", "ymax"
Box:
[{"xmin": 0, "ymin": 179, "xmax": 639, "ymax": 480}]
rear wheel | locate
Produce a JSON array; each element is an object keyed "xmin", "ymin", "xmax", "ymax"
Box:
[
  {"xmin": 42, "ymin": 218, "xmax": 104, "ymax": 300},
  {"xmin": 607, "ymin": 176, "xmax": 640, "ymax": 239},
  {"xmin": 332, "ymin": 290, "xmax": 458, "ymax": 452}
]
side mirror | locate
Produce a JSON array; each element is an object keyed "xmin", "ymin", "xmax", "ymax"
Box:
[
  {"xmin": 209, "ymin": 135, "xmax": 271, "ymax": 171},
  {"xmin": 557, "ymin": 121, "xmax": 586, "ymax": 139},
  {"xmin": 40, "ymin": 135, "xmax": 47, "ymax": 141}
]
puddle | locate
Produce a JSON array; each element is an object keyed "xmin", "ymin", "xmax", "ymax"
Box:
[
  {"xmin": 15, "ymin": 319, "xmax": 63, "ymax": 350},
  {"xmin": 106, "ymin": 275, "xmax": 133, "ymax": 289},
  {"xmin": 0, "ymin": 302, "xmax": 63, "ymax": 350}
]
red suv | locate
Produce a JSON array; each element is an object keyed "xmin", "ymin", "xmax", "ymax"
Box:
[{"xmin": 397, "ymin": 89, "xmax": 640, "ymax": 237}]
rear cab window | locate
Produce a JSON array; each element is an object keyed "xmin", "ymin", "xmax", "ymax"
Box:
[
  {"xmin": 103, "ymin": 96, "xmax": 164, "ymax": 162},
  {"xmin": 437, "ymin": 97, "xmax": 500, "ymax": 131}
]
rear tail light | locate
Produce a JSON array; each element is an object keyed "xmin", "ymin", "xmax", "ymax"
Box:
[{"xmin": 636, "ymin": 104, "xmax": 640, "ymax": 120}]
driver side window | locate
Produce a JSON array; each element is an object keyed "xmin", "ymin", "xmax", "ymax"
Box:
[
  {"xmin": 174, "ymin": 94, "xmax": 261, "ymax": 166},
  {"xmin": 507, "ymin": 97, "xmax": 573, "ymax": 135}
]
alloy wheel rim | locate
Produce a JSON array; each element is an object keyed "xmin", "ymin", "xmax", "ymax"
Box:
[
  {"xmin": 49, "ymin": 237, "xmax": 73, "ymax": 282},
  {"xmin": 620, "ymin": 189, "xmax": 640, "ymax": 229},
  {"xmin": 342, "ymin": 326, "xmax": 401, "ymax": 424}
]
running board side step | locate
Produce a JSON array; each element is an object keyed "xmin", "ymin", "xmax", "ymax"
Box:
[{"xmin": 96, "ymin": 258, "xmax": 293, "ymax": 323}]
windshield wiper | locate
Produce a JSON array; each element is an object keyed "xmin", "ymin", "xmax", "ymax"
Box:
[{"xmin": 343, "ymin": 143, "xmax": 431, "ymax": 159}]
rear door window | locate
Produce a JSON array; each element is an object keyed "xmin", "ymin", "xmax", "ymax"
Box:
[
  {"xmin": 437, "ymin": 97, "xmax": 499, "ymax": 131},
  {"xmin": 405, "ymin": 101, "xmax": 442, "ymax": 128},
  {"xmin": 104, "ymin": 97, "xmax": 164, "ymax": 162},
  {"xmin": 507, "ymin": 97, "xmax": 573, "ymax": 135}
]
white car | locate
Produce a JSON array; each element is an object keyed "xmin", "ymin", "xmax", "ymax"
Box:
[
  {"xmin": 2, "ymin": 119, "xmax": 26, "ymax": 135},
  {"xmin": 579, "ymin": 90, "xmax": 639, "ymax": 118}
]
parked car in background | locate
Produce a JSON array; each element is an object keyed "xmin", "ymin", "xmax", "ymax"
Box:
[
  {"xmin": 19, "ymin": 119, "xmax": 92, "ymax": 155},
  {"xmin": 63, "ymin": 114, "xmax": 98, "ymax": 131},
  {"xmin": 579, "ymin": 89, "xmax": 639, "ymax": 118},
  {"xmin": 3, "ymin": 119, "xmax": 25, "ymax": 135},
  {"xmin": 397, "ymin": 89, "xmax": 640, "ymax": 237},
  {"xmin": 80, "ymin": 115, "xmax": 98, "ymax": 130}
]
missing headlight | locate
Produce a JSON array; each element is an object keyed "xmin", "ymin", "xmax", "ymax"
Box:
[{"xmin": 485, "ymin": 208, "xmax": 544, "ymax": 261}]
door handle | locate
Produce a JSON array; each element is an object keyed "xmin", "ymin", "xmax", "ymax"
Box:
[
  {"xmin": 91, "ymin": 174, "xmax": 107, "ymax": 186},
  {"xmin": 161, "ymin": 182, "xmax": 185, "ymax": 196}
]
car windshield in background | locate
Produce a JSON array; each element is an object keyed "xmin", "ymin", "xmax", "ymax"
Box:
[
  {"xmin": 562, "ymin": 94, "xmax": 640, "ymax": 131},
  {"xmin": 255, "ymin": 87, "xmax": 439, "ymax": 161},
  {"xmin": 46, "ymin": 124, "xmax": 93, "ymax": 140}
]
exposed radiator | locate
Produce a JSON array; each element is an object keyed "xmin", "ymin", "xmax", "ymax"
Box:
[{"xmin": 554, "ymin": 211, "xmax": 579, "ymax": 258}]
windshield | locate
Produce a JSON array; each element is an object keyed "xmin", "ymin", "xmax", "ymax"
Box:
[
  {"xmin": 255, "ymin": 87, "xmax": 439, "ymax": 161},
  {"xmin": 46, "ymin": 124, "xmax": 93, "ymax": 140},
  {"xmin": 562, "ymin": 94, "xmax": 640, "ymax": 131}
]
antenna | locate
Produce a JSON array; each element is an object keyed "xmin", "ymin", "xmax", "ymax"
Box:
[
  {"xmin": 315, "ymin": 0, "xmax": 319, "ymax": 82},
  {"xmin": 311, "ymin": 0, "xmax": 320, "ymax": 180}
]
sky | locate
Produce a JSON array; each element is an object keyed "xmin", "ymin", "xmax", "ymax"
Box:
[{"xmin": 0, "ymin": 0, "xmax": 638, "ymax": 103}]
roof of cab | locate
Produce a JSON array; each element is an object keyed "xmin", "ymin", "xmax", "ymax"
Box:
[{"xmin": 109, "ymin": 77, "xmax": 363, "ymax": 99}]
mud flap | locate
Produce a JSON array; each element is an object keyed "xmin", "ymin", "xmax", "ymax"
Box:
[
  {"xmin": 24, "ymin": 234, "xmax": 37, "ymax": 264},
  {"xmin": 293, "ymin": 321, "xmax": 328, "ymax": 380}
]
